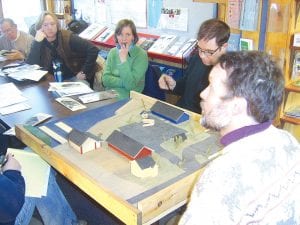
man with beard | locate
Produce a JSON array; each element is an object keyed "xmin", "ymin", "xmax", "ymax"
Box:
[{"xmin": 179, "ymin": 51, "xmax": 300, "ymax": 225}]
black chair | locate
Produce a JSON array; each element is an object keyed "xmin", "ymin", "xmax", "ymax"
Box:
[{"xmin": 142, "ymin": 64, "xmax": 166, "ymax": 101}]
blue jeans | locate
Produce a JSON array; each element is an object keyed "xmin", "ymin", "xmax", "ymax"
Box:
[{"xmin": 14, "ymin": 169, "xmax": 78, "ymax": 225}]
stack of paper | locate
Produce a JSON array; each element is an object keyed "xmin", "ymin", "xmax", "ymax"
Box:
[
  {"xmin": 79, "ymin": 23, "xmax": 107, "ymax": 40},
  {"xmin": 0, "ymin": 83, "xmax": 30, "ymax": 115},
  {"xmin": 78, "ymin": 90, "xmax": 118, "ymax": 103},
  {"xmin": 166, "ymin": 37, "xmax": 187, "ymax": 56},
  {"xmin": 0, "ymin": 63, "xmax": 47, "ymax": 81},
  {"xmin": 48, "ymin": 82, "xmax": 94, "ymax": 97},
  {"xmin": 148, "ymin": 35, "xmax": 178, "ymax": 54},
  {"xmin": 94, "ymin": 28, "xmax": 114, "ymax": 43},
  {"xmin": 56, "ymin": 97, "xmax": 86, "ymax": 111},
  {"xmin": 4, "ymin": 113, "xmax": 52, "ymax": 136},
  {"xmin": 138, "ymin": 37, "xmax": 158, "ymax": 51},
  {"xmin": 175, "ymin": 38, "xmax": 197, "ymax": 57}
]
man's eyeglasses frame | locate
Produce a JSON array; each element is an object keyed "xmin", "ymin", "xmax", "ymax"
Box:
[{"xmin": 197, "ymin": 45, "xmax": 221, "ymax": 57}]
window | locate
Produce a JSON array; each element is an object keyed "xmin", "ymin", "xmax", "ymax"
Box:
[{"xmin": 1, "ymin": 0, "xmax": 44, "ymax": 32}]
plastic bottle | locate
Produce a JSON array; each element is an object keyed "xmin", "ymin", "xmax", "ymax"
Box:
[{"xmin": 53, "ymin": 59, "xmax": 63, "ymax": 82}]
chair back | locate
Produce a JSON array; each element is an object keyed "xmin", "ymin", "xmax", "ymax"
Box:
[{"xmin": 142, "ymin": 64, "xmax": 165, "ymax": 100}]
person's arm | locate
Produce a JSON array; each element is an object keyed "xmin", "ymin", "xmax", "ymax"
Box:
[
  {"xmin": 3, "ymin": 50, "xmax": 25, "ymax": 61},
  {"xmin": 158, "ymin": 74, "xmax": 176, "ymax": 91},
  {"xmin": 118, "ymin": 48, "xmax": 148, "ymax": 91},
  {"xmin": 173, "ymin": 54, "xmax": 199, "ymax": 96},
  {"xmin": 69, "ymin": 34, "xmax": 99, "ymax": 80},
  {"xmin": 102, "ymin": 48, "xmax": 121, "ymax": 88},
  {"xmin": 26, "ymin": 29, "xmax": 47, "ymax": 66},
  {"xmin": 26, "ymin": 40, "xmax": 43, "ymax": 65},
  {"xmin": 0, "ymin": 154, "xmax": 25, "ymax": 223}
]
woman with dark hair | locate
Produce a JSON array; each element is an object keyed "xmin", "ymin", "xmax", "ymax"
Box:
[
  {"xmin": 26, "ymin": 11, "xmax": 99, "ymax": 88},
  {"xmin": 102, "ymin": 19, "xmax": 148, "ymax": 99}
]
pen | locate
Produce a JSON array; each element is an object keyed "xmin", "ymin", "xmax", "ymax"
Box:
[
  {"xmin": 164, "ymin": 76, "xmax": 171, "ymax": 90},
  {"xmin": 0, "ymin": 155, "xmax": 8, "ymax": 168}
]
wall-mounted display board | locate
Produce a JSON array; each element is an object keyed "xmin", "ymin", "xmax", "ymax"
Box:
[{"xmin": 71, "ymin": 0, "xmax": 216, "ymax": 38}]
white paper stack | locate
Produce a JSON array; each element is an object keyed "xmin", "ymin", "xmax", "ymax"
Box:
[
  {"xmin": 56, "ymin": 97, "xmax": 86, "ymax": 111},
  {"xmin": 94, "ymin": 28, "xmax": 114, "ymax": 43},
  {"xmin": 48, "ymin": 82, "xmax": 94, "ymax": 97},
  {"xmin": 0, "ymin": 83, "xmax": 30, "ymax": 115},
  {"xmin": 79, "ymin": 23, "xmax": 107, "ymax": 40},
  {"xmin": 175, "ymin": 38, "xmax": 197, "ymax": 57},
  {"xmin": 148, "ymin": 35, "xmax": 178, "ymax": 54},
  {"xmin": 167, "ymin": 37, "xmax": 187, "ymax": 56},
  {"xmin": 1, "ymin": 63, "xmax": 47, "ymax": 81}
]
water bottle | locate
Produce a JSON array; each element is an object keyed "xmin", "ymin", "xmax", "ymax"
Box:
[{"xmin": 52, "ymin": 59, "xmax": 63, "ymax": 82}]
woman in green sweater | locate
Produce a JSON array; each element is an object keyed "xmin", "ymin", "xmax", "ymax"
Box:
[{"xmin": 102, "ymin": 19, "xmax": 148, "ymax": 99}]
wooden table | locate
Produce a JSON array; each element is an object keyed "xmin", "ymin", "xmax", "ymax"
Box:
[
  {"xmin": 15, "ymin": 91, "xmax": 221, "ymax": 225},
  {"xmin": 0, "ymin": 74, "xmax": 115, "ymax": 128}
]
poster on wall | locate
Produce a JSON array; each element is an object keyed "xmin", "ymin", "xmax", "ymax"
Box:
[
  {"xmin": 73, "ymin": 0, "xmax": 106, "ymax": 24},
  {"xmin": 108, "ymin": 0, "xmax": 147, "ymax": 28},
  {"xmin": 157, "ymin": 8, "xmax": 188, "ymax": 31},
  {"xmin": 147, "ymin": 0, "xmax": 163, "ymax": 28}
]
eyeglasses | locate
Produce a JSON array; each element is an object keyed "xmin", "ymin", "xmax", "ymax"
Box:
[
  {"xmin": 197, "ymin": 45, "xmax": 221, "ymax": 57},
  {"xmin": 1, "ymin": 27, "xmax": 15, "ymax": 34}
]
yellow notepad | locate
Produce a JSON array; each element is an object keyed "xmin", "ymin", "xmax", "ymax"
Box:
[{"xmin": 7, "ymin": 148, "xmax": 50, "ymax": 198}]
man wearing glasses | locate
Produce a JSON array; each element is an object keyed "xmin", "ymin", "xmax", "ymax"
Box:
[
  {"xmin": 0, "ymin": 18, "xmax": 34, "ymax": 60},
  {"xmin": 158, "ymin": 19, "xmax": 230, "ymax": 113}
]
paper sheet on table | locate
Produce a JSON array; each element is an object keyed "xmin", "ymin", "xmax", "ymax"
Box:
[
  {"xmin": 0, "ymin": 103, "xmax": 31, "ymax": 115},
  {"xmin": 48, "ymin": 82, "xmax": 94, "ymax": 97},
  {"xmin": 8, "ymin": 69, "xmax": 48, "ymax": 81},
  {"xmin": 7, "ymin": 148, "xmax": 50, "ymax": 198},
  {"xmin": 0, "ymin": 83, "xmax": 28, "ymax": 108},
  {"xmin": 0, "ymin": 82, "xmax": 22, "ymax": 96}
]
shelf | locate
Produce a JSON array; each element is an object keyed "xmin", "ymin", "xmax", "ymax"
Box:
[
  {"xmin": 54, "ymin": 13, "xmax": 65, "ymax": 19},
  {"xmin": 285, "ymin": 83, "xmax": 300, "ymax": 92},
  {"xmin": 92, "ymin": 32, "xmax": 188, "ymax": 65},
  {"xmin": 280, "ymin": 115, "xmax": 300, "ymax": 125}
]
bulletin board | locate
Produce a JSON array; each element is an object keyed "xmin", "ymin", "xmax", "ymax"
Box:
[{"xmin": 72, "ymin": 0, "xmax": 216, "ymax": 38}]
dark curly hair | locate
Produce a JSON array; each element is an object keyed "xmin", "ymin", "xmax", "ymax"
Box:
[{"xmin": 218, "ymin": 51, "xmax": 285, "ymax": 123}]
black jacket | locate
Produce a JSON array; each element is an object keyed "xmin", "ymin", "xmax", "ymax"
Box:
[
  {"xmin": 173, "ymin": 53, "xmax": 212, "ymax": 113},
  {"xmin": 0, "ymin": 170, "xmax": 25, "ymax": 225}
]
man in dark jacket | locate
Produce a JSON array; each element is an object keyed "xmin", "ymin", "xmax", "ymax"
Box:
[{"xmin": 158, "ymin": 19, "xmax": 230, "ymax": 113}]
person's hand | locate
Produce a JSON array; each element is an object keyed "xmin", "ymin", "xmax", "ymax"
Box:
[
  {"xmin": 1, "ymin": 153, "xmax": 21, "ymax": 172},
  {"xmin": 158, "ymin": 74, "xmax": 176, "ymax": 90},
  {"xmin": 118, "ymin": 43, "xmax": 129, "ymax": 63},
  {"xmin": 76, "ymin": 71, "xmax": 86, "ymax": 80},
  {"xmin": 4, "ymin": 50, "xmax": 24, "ymax": 60},
  {"xmin": 35, "ymin": 29, "xmax": 46, "ymax": 42}
]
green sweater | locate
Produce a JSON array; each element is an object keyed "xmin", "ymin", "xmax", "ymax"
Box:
[{"xmin": 102, "ymin": 45, "xmax": 148, "ymax": 99}]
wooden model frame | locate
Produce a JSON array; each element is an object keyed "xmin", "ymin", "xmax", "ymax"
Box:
[{"xmin": 15, "ymin": 91, "xmax": 206, "ymax": 225}]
